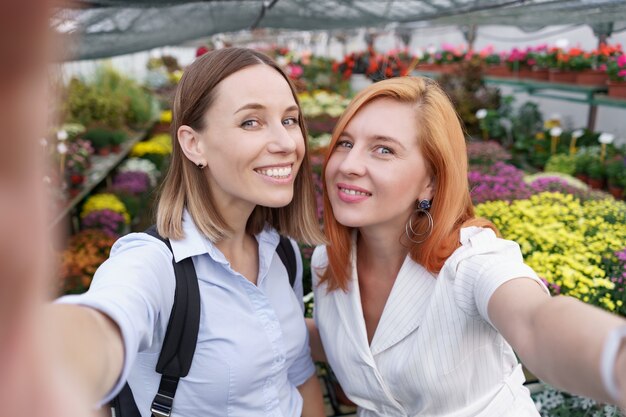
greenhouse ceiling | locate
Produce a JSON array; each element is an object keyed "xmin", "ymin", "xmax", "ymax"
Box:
[{"xmin": 55, "ymin": 0, "xmax": 626, "ymax": 60}]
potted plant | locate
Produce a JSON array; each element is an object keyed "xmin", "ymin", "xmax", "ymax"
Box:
[
  {"xmin": 585, "ymin": 157, "xmax": 606, "ymax": 189},
  {"xmin": 573, "ymin": 151, "xmax": 594, "ymax": 183},
  {"xmin": 544, "ymin": 153, "xmax": 577, "ymax": 175},
  {"xmin": 605, "ymin": 54, "xmax": 626, "ymax": 99},
  {"xmin": 606, "ymin": 156, "xmax": 626, "ymax": 199},
  {"xmin": 65, "ymin": 138, "xmax": 94, "ymax": 196},
  {"xmin": 83, "ymin": 128, "xmax": 113, "ymax": 156},
  {"xmin": 109, "ymin": 130, "xmax": 128, "ymax": 153}
]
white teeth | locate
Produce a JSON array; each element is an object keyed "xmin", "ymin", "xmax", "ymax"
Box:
[
  {"xmin": 257, "ymin": 166, "xmax": 292, "ymax": 178},
  {"xmin": 340, "ymin": 187, "xmax": 370, "ymax": 196}
]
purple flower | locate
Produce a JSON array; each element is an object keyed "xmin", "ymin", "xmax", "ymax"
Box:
[
  {"xmin": 469, "ymin": 162, "xmax": 531, "ymax": 204},
  {"xmin": 111, "ymin": 171, "xmax": 151, "ymax": 195},
  {"xmin": 81, "ymin": 209, "xmax": 126, "ymax": 237}
]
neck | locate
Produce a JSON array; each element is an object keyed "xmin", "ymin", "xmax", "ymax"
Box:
[{"xmin": 356, "ymin": 227, "xmax": 409, "ymax": 281}]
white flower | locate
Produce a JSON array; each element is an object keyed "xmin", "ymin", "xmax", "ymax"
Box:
[
  {"xmin": 56, "ymin": 130, "xmax": 68, "ymax": 141},
  {"xmin": 550, "ymin": 127, "xmax": 563, "ymax": 137},
  {"xmin": 56, "ymin": 142, "xmax": 68, "ymax": 154},
  {"xmin": 427, "ymin": 45, "xmax": 437, "ymax": 55},
  {"xmin": 475, "ymin": 109, "xmax": 488, "ymax": 119},
  {"xmin": 571, "ymin": 129, "xmax": 584, "ymax": 139},
  {"xmin": 598, "ymin": 133, "xmax": 615, "ymax": 144}
]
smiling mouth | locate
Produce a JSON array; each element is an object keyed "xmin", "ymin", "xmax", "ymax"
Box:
[
  {"xmin": 255, "ymin": 165, "xmax": 293, "ymax": 179},
  {"xmin": 338, "ymin": 186, "xmax": 371, "ymax": 196}
]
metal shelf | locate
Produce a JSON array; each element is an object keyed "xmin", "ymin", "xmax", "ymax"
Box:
[
  {"xmin": 51, "ymin": 130, "xmax": 148, "ymax": 228},
  {"xmin": 412, "ymin": 70, "xmax": 626, "ymax": 130}
]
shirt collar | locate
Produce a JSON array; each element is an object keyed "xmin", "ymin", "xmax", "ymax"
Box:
[{"xmin": 169, "ymin": 209, "xmax": 281, "ymax": 265}]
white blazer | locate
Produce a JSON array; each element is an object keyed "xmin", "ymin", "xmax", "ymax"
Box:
[{"xmin": 313, "ymin": 227, "xmax": 547, "ymax": 417}]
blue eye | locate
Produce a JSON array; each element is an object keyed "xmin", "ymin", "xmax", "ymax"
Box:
[
  {"xmin": 283, "ymin": 117, "xmax": 299, "ymax": 126},
  {"xmin": 375, "ymin": 146, "xmax": 393, "ymax": 155},
  {"xmin": 336, "ymin": 140, "xmax": 353, "ymax": 149},
  {"xmin": 241, "ymin": 119, "xmax": 259, "ymax": 128}
]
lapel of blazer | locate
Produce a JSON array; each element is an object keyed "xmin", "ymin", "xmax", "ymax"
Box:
[{"xmin": 369, "ymin": 256, "xmax": 437, "ymax": 355}]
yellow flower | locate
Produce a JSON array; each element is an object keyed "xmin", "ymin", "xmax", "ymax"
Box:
[
  {"xmin": 476, "ymin": 192, "xmax": 626, "ymax": 311},
  {"xmin": 81, "ymin": 193, "xmax": 130, "ymax": 224},
  {"xmin": 159, "ymin": 110, "xmax": 172, "ymax": 124}
]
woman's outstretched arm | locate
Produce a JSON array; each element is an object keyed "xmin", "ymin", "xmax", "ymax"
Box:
[{"xmin": 490, "ymin": 277, "xmax": 626, "ymax": 408}]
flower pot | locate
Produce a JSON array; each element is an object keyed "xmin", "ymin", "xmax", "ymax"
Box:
[
  {"xmin": 587, "ymin": 177, "xmax": 605, "ymax": 190},
  {"xmin": 608, "ymin": 184, "xmax": 624, "ymax": 200},
  {"xmin": 549, "ymin": 70, "xmax": 578, "ymax": 84},
  {"xmin": 438, "ymin": 63, "xmax": 459, "ymax": 74},
  {"xmin": 517, "ymin": 68, "xmax": 535, "ymax": 80},
  {"xmin": 575, "ymin": 173, "xmax": 589, "ymax": 184},
  {"xmin": 96, "ymin": 146, "xmax": 111, "ymax": 156},
  {"xmin": 485, "ymin": 65, "xmax": 512, "ymax": 77},
  {"xmin": 576, "ymin": 70, "xmax": 609, "ymax": 86},
  {"xmin": 608, "ymin": 81, "xmax": 626, "ymax": 99},
  {"xmin": 527, "ymin": 68, "xmax": 549, "ymax": 81}
]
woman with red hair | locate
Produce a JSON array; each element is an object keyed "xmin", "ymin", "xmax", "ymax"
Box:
[{"xmin": 309, "ymin": 76, "xmax": 626, "ymax": 416}]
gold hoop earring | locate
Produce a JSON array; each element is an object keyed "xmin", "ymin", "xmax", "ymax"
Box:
[{"xmin": 405, "ymin": 199, "xmax": 433, "ymax": 244}]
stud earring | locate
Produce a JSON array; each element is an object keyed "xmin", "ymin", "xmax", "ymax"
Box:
[{"xmin": 196, "ymin": 162, "xmax": 205, "ymax": 169}]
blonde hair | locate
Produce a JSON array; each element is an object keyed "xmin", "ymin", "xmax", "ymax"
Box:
[
  {"xmin": 321, "ymin": 76, "xmax": 495, "ymax": 291},
  {"xmin": 157, "ymin": 48, "xmax": 324, "ymax": 245}
]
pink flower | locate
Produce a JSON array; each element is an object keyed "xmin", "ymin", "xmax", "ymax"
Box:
[
  {"xmin": 618, "ymin": 69, "xmax": 626, "ymax": 77},
  {"xmin": 617, "ymin": 55, "xmax": 626, "ymax": 67}
]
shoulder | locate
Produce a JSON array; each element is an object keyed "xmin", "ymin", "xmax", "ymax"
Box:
[
  {"xmin": 110, "ymin": 231, "xmax": 173, "ymax": 263},
  {"xmin": 91, "ymin": 231, "xmax": 175, "ymax": 293},
  {"xmin": 448, "ymin": 226, "xmax": 525, "ymax": 268},
  {"xmin": 311, "ymin": 245, "xmax": 328, "ymax": 268}
]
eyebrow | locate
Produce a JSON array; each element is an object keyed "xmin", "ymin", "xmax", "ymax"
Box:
[
  {"xmin": 340, "ymin": 131, "xmax": 407, "ymax": 152},
  {"xmin": 234, "ymin": 103, "xmax": 299, "ymax": 115}
]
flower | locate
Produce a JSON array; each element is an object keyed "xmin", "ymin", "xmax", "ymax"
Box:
[
  {"xmin": 475, "ymin": 109, "xmax": 488, "ymax": 119},
  {"xmin": 550, "ymin": 127, "xmax": 563, "ymax": 137},
  {"xmin": 476, "ymin": 193, "xmax": 626, "ymax": 312},
  {"xmin": 81, "ymin": 209, "xmax": 127, "ymax": 237},
  {"xmin": 598, "ymin": 133, "xmax": 615, "ymax": 144},
  {"xmin": 56, "ymin": 142, "xmax": 68, "ymax": 154},
  {"xmin": 606, "ymin": 54, "xmax": 626, "ymax": 82},
  {"xmin": 118, "ymin": 158, "xmax": 159, "ymax": 186},
  {"xmin": 57, "ymin": 130, "xmax": 68, "ymax": 141},
  {"xmin": 111, "ymin": 170, "xmax": 151, "ymax": 195},
  {"xmin": 58, "ymin": 229, "xmax": 116, "ymax": 294},
  {"xmin": 81, "ymin": 193, "xmax": 130, "ymax": 224}
]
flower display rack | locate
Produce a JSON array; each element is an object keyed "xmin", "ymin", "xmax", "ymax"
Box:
[
  {"xmin": 415, "ymin": 70, "xmax": 626, "ymax": 132},
  {"xmin": 51, "ymin": 130, "xmax": 147, "ymax": 230}
]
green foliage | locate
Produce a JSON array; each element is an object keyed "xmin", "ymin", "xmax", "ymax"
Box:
[
  {"xmin": 544, "ymin": 154, "xmax": 577, "ymax": 175},
  {"xmin": 64, "ymin": 65, "xmax": 155, "ymax": 129},
  {"xmin": 437, "ymin": 59, "xmax": 501, "ymax": 135},
  {"xmin": 83, "ymin": 128, "xmax": 127, "ymax": 149},
  {"xmin": 586, "ymin": 158, "xmax": 606, "ymax": 180}
]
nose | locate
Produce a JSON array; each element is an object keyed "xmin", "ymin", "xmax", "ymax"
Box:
[
  {"xmin": 336, "ymin": 146, "xmax": 366, "ymax": 177},
  {"xmin": 267, "ymin": 122, "xmax": 299, "ymax": 154}
]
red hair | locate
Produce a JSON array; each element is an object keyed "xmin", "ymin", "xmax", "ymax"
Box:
[{"xmin": 320, "ymin": 76, "xmax": 496, "ymax": 292}]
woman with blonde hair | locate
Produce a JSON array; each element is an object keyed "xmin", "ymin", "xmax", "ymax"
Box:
[
  {"xmin": 16, "ymin": 47, "xmax": 326, "ymax": 417},
  {"xmin": 309, "ymin": 76, "xmax": 626, "ymax": 416}
]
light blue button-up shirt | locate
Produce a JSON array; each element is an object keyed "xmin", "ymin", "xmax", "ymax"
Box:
[{"xmin": 59, "ymin": 211, "xmax": 315, "ymax": 417}]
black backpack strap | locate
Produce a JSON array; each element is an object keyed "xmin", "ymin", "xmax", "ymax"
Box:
[{"xmin": 276, "ymin": 235, "xmax": 297, "ymax": 288}]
